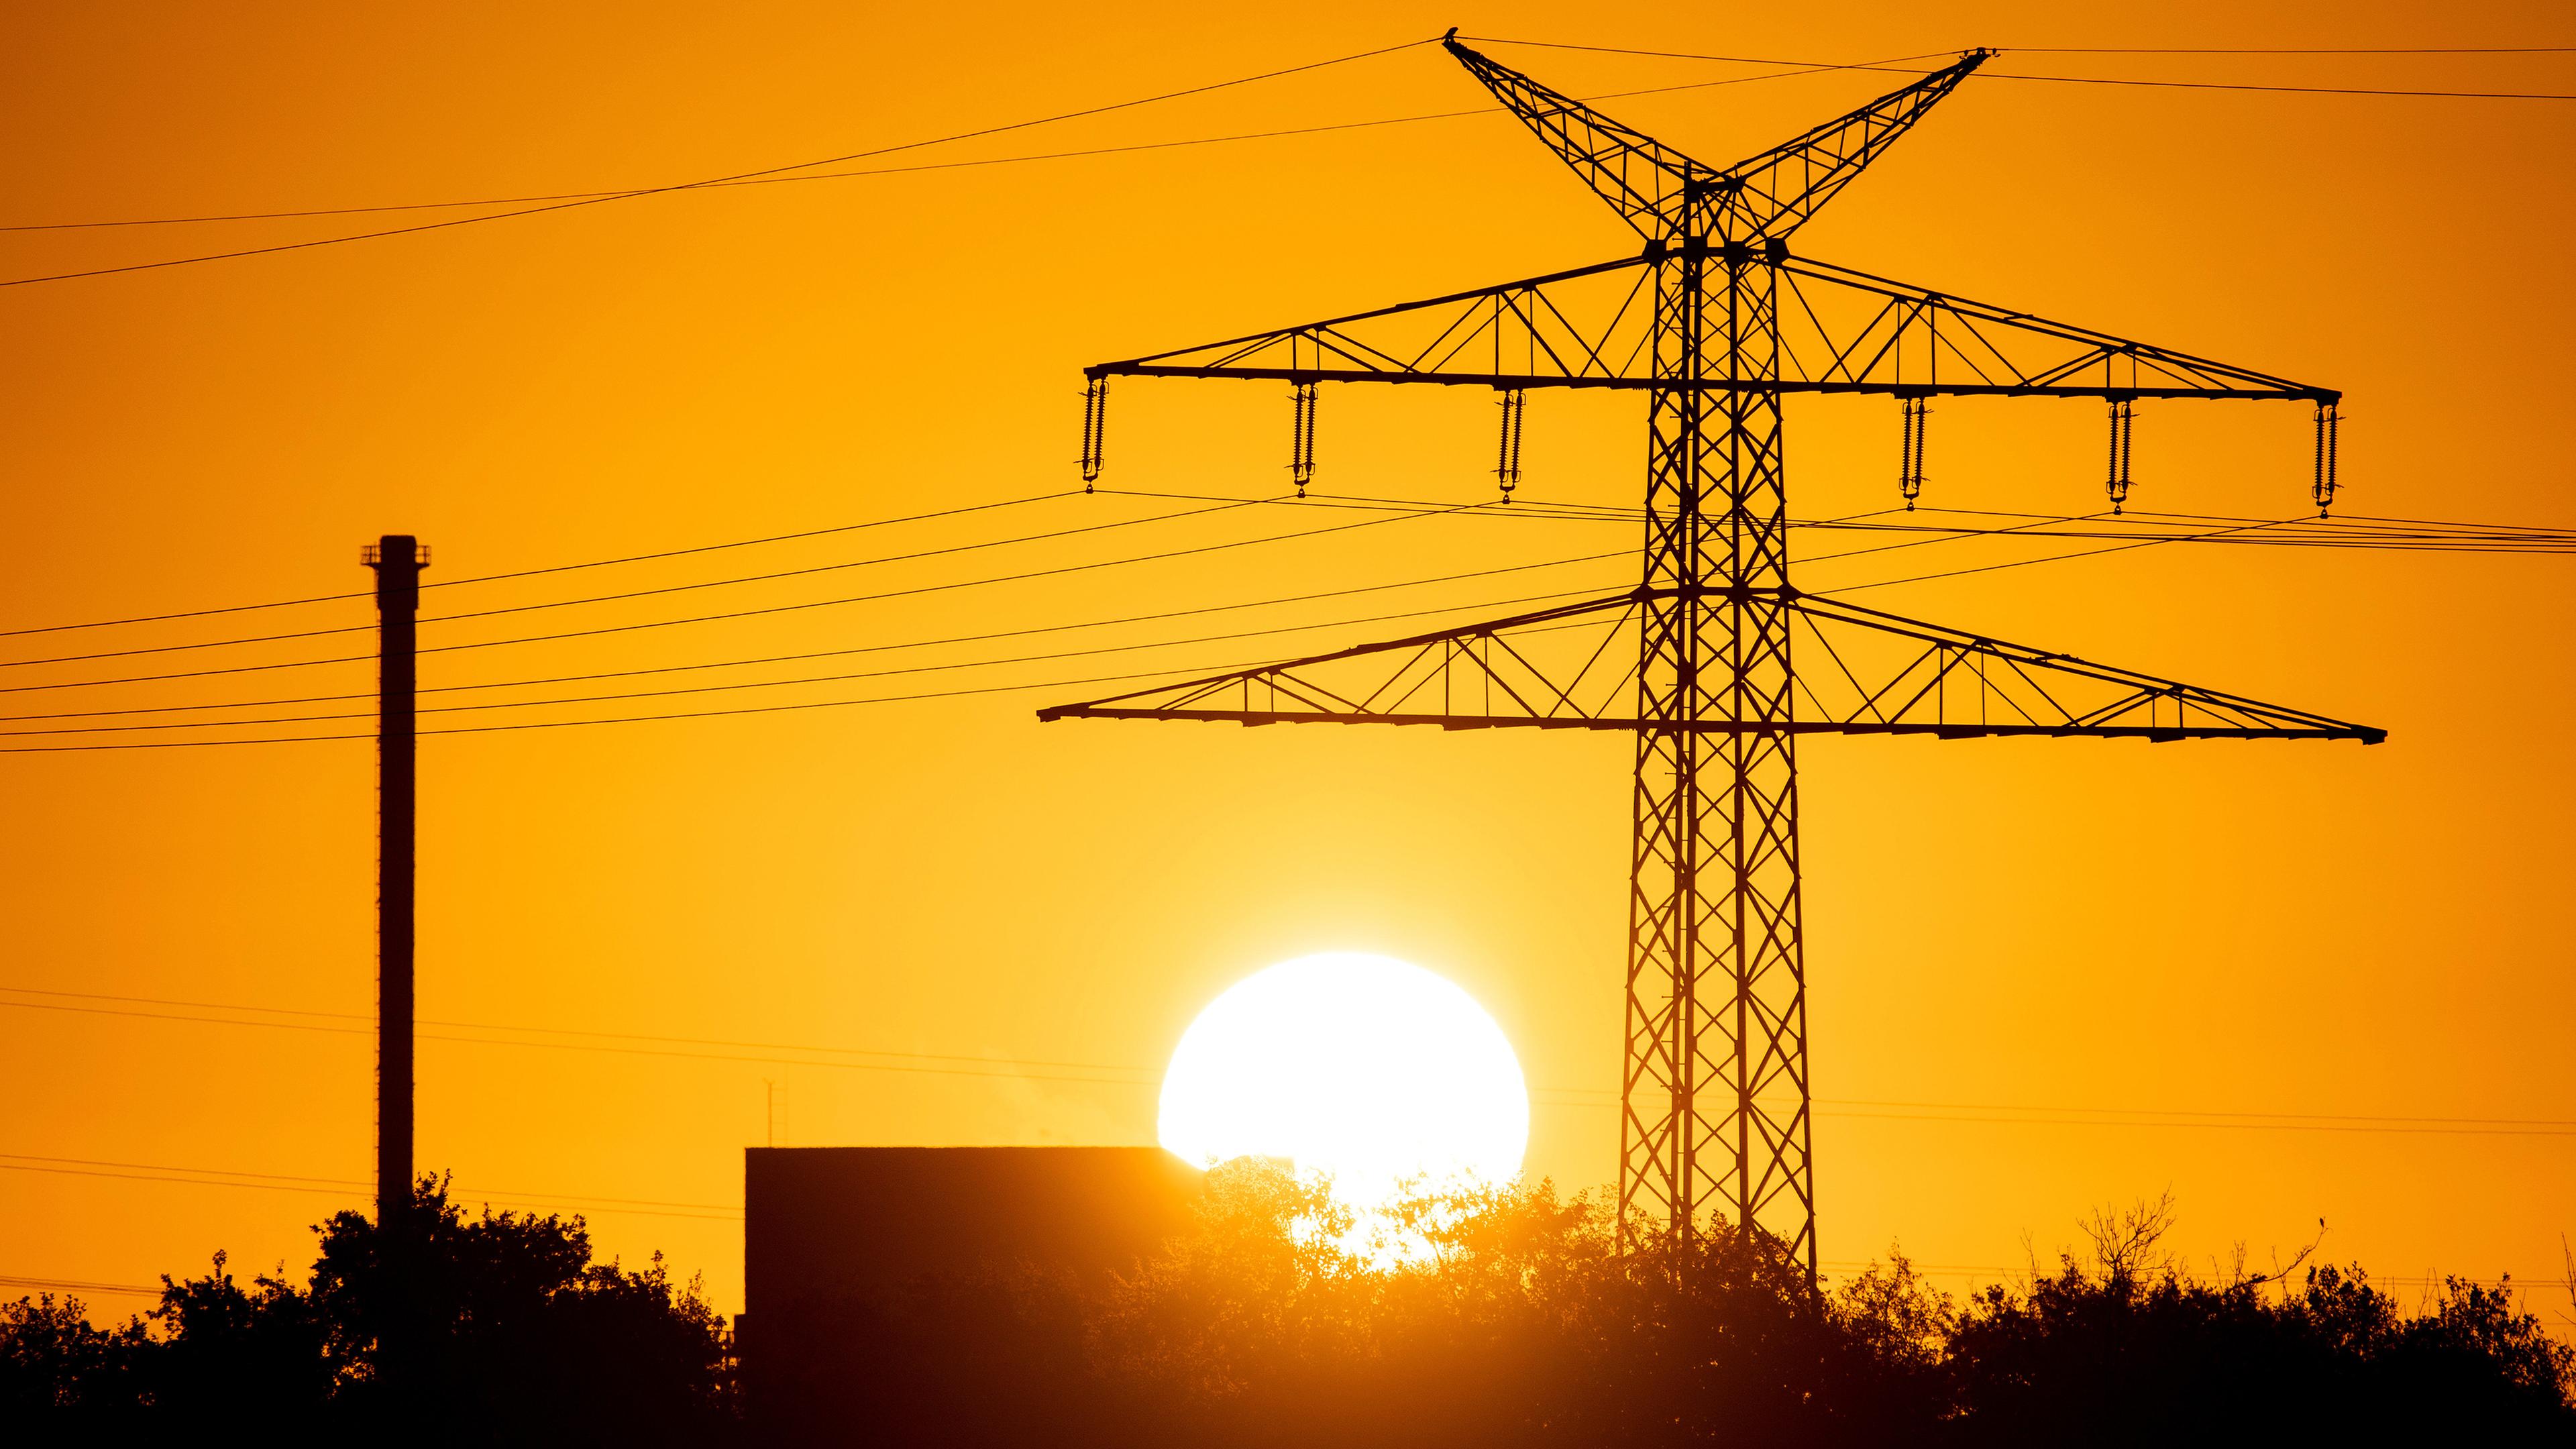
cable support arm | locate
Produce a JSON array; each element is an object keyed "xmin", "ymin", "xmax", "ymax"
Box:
[
  {"xmin": 1084, "ymin": 252, "xmax": 2338, "ymax": 402},
  {"xmin": 1085, "ymin": 254, "xmax": 1659, "ymax": 389},
  {"xmin": 1696, "ymin": 50, "xmax": 1992, "ymax": 242},
  {"xmin": 1037, "ymin": 587, "xmax": 2383, "ymax": 743},
  {"xmin": 1441, "ymin": 34, "xmax": 1991, "ymax": 243},
  {"xmin": 1772, "ymin": 255, "xmax": 2341, "ymax": 402},
  {"xmin": 1440, "ymin": 34, "xmax": 1716, "ymax": 239}
]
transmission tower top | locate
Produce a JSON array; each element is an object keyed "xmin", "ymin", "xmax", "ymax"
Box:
[{"xmin": 1440, "ymin": 34, "xmax": 1996, "ymax": 248}]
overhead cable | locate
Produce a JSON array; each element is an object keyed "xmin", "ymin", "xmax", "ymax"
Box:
[
  {"xmin": 0, "ymin": 36, "xmax": 1443, "ymax": 288},
  {"xmin": 0, "ymin": 578, "xmax": 1625, "ymax": 738},
  {"xmin": 0, "ymin": 660, "xmax": 1286, "ymax": 753},
  {"xmin": 0, "ymin": 547, "xmax": 1635, "ymax": 722},
  {"xmin": 1806, "ymin": 514, "xmax": 2309, "ymax": 594},
  {"xmin": 1463, "ymin": 36, "xmax": 2576, "ymax": 100},
  {"xmin": 12, "ymin": 987, "xmax": 2575, "ymax": 1139},
  {"xmin": 0, "ymin": 52, "xmax": 1938, "ymax": 237},
  {"xmin": 0, "ymin": 1151, "xmax": 739, "ymax": 1221},
  {"xmin": 0, "ymin": 497, "xmax": 1462, "ymax": 686},
  {"xmin": 0, "ymin": 496, "xmax": 1260, "ymax": 670},
  {"xmin": 0, "ymin": 490, "xmax": 1079, "ymax": 639}
]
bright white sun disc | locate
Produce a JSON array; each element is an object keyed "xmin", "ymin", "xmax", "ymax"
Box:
[{"xmin": 1157, "ymin": 952, "xmax": 1529, "ymax": 1209}]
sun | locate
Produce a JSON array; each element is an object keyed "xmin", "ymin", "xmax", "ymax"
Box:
[{"xmin": 1157, "ymin": 952, "xmax": 1529, "ymax": 1212}]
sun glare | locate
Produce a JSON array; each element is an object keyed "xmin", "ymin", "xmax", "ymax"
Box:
[{"xmin": 1157, "ymin": 952, "xmax": 1529, "ymax": 1214}]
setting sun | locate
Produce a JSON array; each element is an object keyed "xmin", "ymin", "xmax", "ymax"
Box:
[{"xmin": 1157, "ymin": 953, "xmax": 1529, "ymax": 1211}]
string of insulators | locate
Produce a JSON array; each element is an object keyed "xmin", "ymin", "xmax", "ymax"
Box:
[
  {"xmin": 2313, "ymin": 401, "xmax": 2340, "ymax": 516},
  {"xmin": 2106, "ymin": 398, "xmax": 2135, "ymax": 515},
  {"xmin": 1079, "ymin": 376, "xmax": 1109, "ymax": 491},
  {"xmin": 1898, "ymin": 396, "xmax": 1928, "ymax": 510},
  {"xmin": 1289, "ymin": 381, "xmax": 1318, "ymax": 498},
  {"xmin": 1495, "ymin": 388, "xmax": 1525, "ymax": 501}
]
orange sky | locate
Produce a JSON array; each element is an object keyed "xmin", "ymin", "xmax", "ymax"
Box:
[{"xmin": 5, "ymin": 0, "xmax": 2575, "ymax": 1318}]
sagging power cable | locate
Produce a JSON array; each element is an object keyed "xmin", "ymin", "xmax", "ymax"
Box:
[{"xmin": 0, "ymin": 36, "xmax": 1447, "ymax": 288}]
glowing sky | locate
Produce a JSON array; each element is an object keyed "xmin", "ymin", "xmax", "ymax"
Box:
[{"xmin": 3, "ymin": 1, "xmax": 2574, "ymax": 1316}]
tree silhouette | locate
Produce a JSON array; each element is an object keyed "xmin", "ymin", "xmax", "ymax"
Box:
[
  {"xmin": 1085, "ymin": 1163, "xmax": 2574, "ymax": 1448},
  {"xmin": 0, "ymin": 1174, "xmax": 732, "ymax": 1441},
  {"xmin": 0, "ymin": 1292, "xmax": 145, "ymax": 1415},
  {"xmin": 9, "ymin": 1165, "xmax": 2571, "ymax": 1443}
]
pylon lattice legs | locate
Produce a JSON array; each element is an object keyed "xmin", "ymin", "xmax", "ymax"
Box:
[{"xmin": 1619, "ymin": 257, "xmax": 1815, "ymax": 1271}]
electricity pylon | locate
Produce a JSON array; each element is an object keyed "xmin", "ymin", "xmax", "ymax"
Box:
[{"xmin": 1043, "ymin": 36, "xmax": 2381, "ymax": 1277}]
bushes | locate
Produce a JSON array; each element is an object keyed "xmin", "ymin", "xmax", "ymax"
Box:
[
  {"xmin": 1, "ymin": 1177, "xmax": 732, "ymax": 1442},
  {"xmin": 1091, "ymin": 1163, "xmax": 2576, "ymax": 1447},
  {"xmin": 1088, "ymin": 1163, "xmax": 1949, "ymax": 1446},
  {"xmin": 0, "ymin": 1293, "xmax": 146, "ymax": 1415},
  {"xmin": 1944, "ymin": 1197, "xmax": 2575, "ymax": 1444},
  {"xmin": 11, "ymin": 1163, "xmax": 2570, "ymax": 1443}
]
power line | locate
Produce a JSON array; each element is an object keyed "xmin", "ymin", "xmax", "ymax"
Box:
[
  {"xmin": 0, "ymin": 994, "xmax": 1157, "ymax": 1087},
  {"xmin": 0, "ymin": 513, "xmax": 2414, "ymax": 746},
  {"xmin": 406, "ymin": 496, "xmax": 1260, "ymax": 630},
  {"xmin": 0, "ymin": 505, "xmax": 2479, "ymax": 746},
  {"xmin": 0, "ymin": 1152, "xmax": 740, "ymax": 1221},
  {"xmin": 1096, "ymin": 486, "xmax": 1643, "ymax": 525},
  {"xmin": 2011, "ymin": 45, "xmax": 2576, "ymax": 55},
  {"xmin": 1817, "ymin": 1106, "xmax": 2576, "ymax": 1140},
  {"xmin": 1472, "ymin": 36, "xmax": 2576, "ymax": 60},
  {"xmin": 1794, "ymin": 508, "xmax": 2113, "ymax": 572},
  {"xmin": 0, "ymin": 482, "xmax": 1629, "ymax": 649},
  {"xmin": 24, "ymin": 489, "xmax": 2563, "ymax": 684},
  {"xmin": 15, "ymin": 985, "xmax": 2576, "ymax": 1140},
  {"xmin": 0, "ymin": 578, "xmax": 1624, "ymax": 738},
  {"xmin": 1458, "ymin": 38, "xmax": 1960, "ymax": 70},
  {"xmin": 415, "ymin": 490, "xmax": 1079, "ymax": 590},
  {"xmin": 1803, "ymin": 518, "xmax": 2576, "ymax": 553},
  {"xmin": 1980, "ymin": 72, "xmax": 2576, "ymax": 101},
  {"xmin": 0, "ymin": 498, "xmax": 1473, "ymax": 690},
  {"xmin": 1805, "ymin": 515, "xmax": 2307, "ymax": 594},
  {"xmin": 0, "ymin": 52, "xmax": 1941, "ymax": 238},
  {"xmin": 0, "ymin": 490, "xmax": 1082, "ymax": 641},
  {"xmin": 0, "ymin": 985, "xmax": 1152, "ymax": 1076},
  {"xmin": 0, "ymin": 1274, "xmax": 162, "ymax": 1299},
  {"xmin": 0, "ymin": 547, "xmax": 1636, "ymax": 723},
  {"xmin": 1102, "ymin": 488, "xmax": 2576, "ymax": 554},
  {"xmin": 0, "ymin": 496, "xmax": 1260, "ymax": 671},
  {"xmin": 1464, "ymin": 36, "xmax": 2576, "ymax": 100},
  {"xmin": 0, "ymin": 659, "xmax": 1278, "ymax": 753},
  {"xmin": 30, "ymin": 987, "xmax": 2576, "ymax": 1140},
  {"xmin": 1, "ymin": 492, "xmax": 2550, "ymax": 739},
  {"xmin": 0, "ymin": 36, "xmax": 1443, "ymax": 289}
]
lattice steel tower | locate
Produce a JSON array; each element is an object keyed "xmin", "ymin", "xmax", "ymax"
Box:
[{"xmin": 1044, "ymin": 36, "xmax": 2381, "ymax": 1276}]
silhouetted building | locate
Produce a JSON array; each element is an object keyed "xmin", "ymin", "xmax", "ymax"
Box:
[{"xmin": 741, "ymin": 1146, "xmax": 1201, "ymax": 1443}]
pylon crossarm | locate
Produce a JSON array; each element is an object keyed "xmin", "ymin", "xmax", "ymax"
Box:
[
  {"xmin": 1087, "ymin": 249, "xmax": 2334, "ymax": 402},
  {"xmin": 1037, "ymin": 592, "xmax": 1653, "ymax": 729},
  {"xmin": 1776, "ymin": 256, "xmax": 2338, "ymax": 402},
  {"xmin": 1090, "ymin": 254, "xmax": 1660, "ymax": 390},
  {"xmin": 1034, "ymin": 586, "xmax": 2383, "ymax": 743},
  {"xmin": 1788, "ymin": 594, "xmax": 2387, "ymax": 741},
  {"xmin": 1444, "ymin": 37, "xmax": 1989, "ymax": 244},
  {"xmin": 1705, "ymin": 52, "xmax": 1992, "ymax": 243},
  {"xmin": 1440, "ymin": 38, "xmax": 1719, "ymax": 239}
]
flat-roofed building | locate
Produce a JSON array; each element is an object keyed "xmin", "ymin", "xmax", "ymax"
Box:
[{"xmin": 741, "ymin": 1146, "xmax": 1201, "ymax": 1442}]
